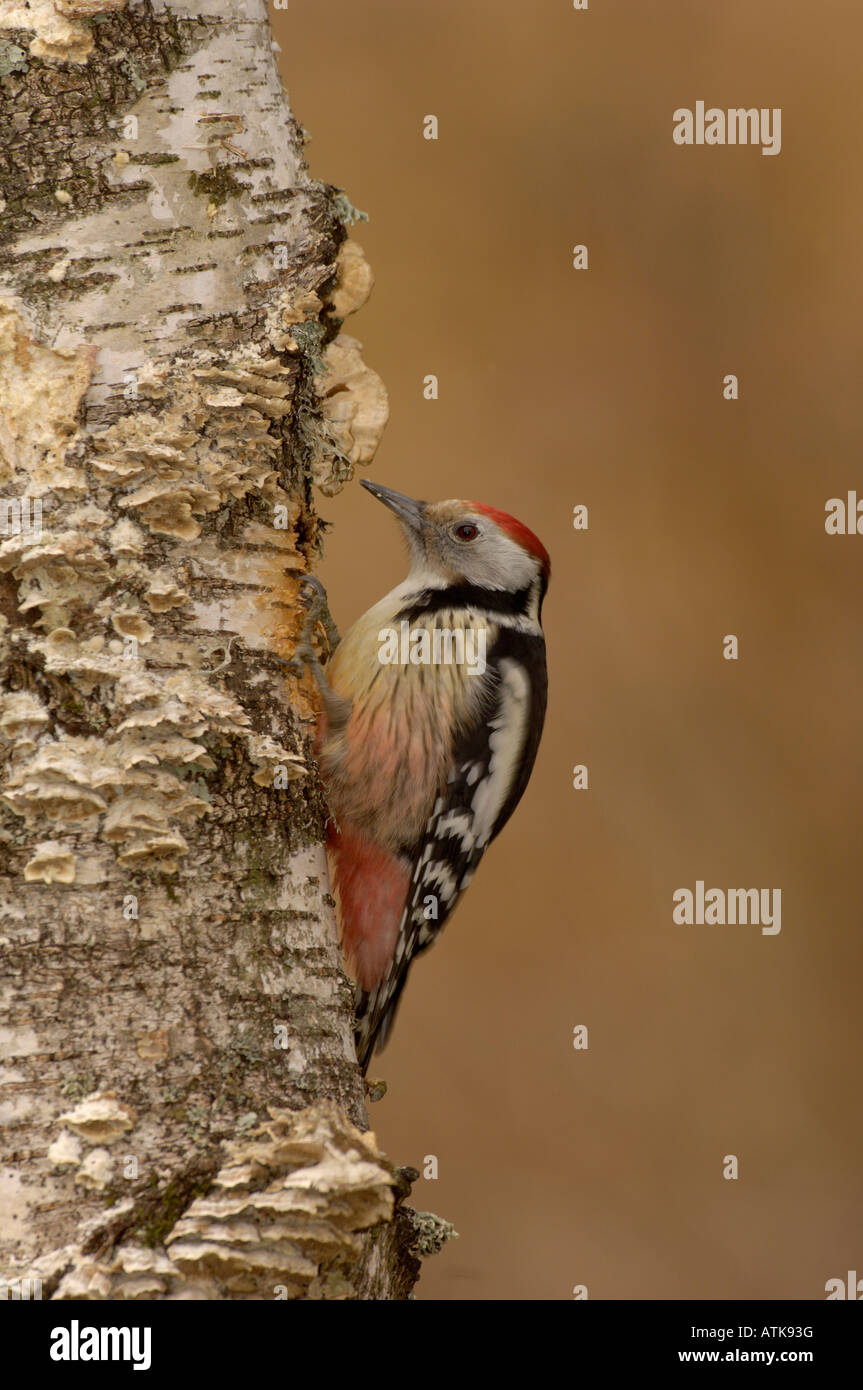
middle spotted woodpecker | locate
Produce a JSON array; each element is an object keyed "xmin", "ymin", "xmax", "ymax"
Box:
[{"xmin": 294, "ymin": 480, "xmax": 549, "ymax": 1074}]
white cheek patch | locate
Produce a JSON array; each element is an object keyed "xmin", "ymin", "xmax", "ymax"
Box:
[{"xmin": 465, "ymin": 533, "xmax": 539, "ymax": 592}]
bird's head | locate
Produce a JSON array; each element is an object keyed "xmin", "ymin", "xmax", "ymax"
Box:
[{"xmin": 361, "ymin": 480, "xmax": 550, "ymax": 597}]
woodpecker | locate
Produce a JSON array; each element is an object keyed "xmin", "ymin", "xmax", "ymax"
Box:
[{"xmin": 294, "ymin": 480, "xmax": 549, "ymax": 1074}]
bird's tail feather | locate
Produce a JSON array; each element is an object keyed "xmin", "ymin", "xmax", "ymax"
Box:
[{"xmin": 354, "ymin": 968, "xmax": 411, "ymax": 1075}]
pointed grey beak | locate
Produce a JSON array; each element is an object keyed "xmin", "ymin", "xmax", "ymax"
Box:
[{"xmin": 361, "ymin": 480, "xmax": 425, "ymax": 532}]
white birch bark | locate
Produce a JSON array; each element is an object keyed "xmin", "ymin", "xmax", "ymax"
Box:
[{"xmin": 0, "ymin": 0, "xmax": 444, "ymax": 1301}]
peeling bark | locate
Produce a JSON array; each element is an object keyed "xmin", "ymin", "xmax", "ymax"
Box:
[{"xmin": 0, "ymin": 0, "xmax": 437, "ymax": 1300}]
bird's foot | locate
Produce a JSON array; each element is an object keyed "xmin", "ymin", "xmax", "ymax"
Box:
[
  {"xmin": 277, "ymin": 575, "xmax": 339, "ymax": 678},
  {"xmin": 291, "ymin": 575, "xmax": 340, "ymax": 672},
  {"xmin": 282, "ymin": 576, "xmax": 352, "ymax": 734}
]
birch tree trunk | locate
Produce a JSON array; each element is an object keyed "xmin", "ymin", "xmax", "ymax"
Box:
[{"xmin": 0, "ymin": 0, "xmax": 444, "ymax": 1301}]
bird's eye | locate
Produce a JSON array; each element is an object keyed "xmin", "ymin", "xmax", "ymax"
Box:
[{"xmin": 454, "ymin": 523, "xmax": 479, "ymax": 542}]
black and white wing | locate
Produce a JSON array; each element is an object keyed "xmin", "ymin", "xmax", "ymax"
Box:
[{"xmin": 355, "ymin": 634, "xmax": 547, "ymax": 1072}]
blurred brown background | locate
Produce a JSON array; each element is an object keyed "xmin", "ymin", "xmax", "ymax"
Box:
[{"xmin": 277, "ymin": 0, "xmax": 863, "ymax": 1299}]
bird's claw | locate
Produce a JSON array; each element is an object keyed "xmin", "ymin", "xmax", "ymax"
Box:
[
  {"xmin": 279, "ymin": 576, "xmax": 350, "ymax": 730},
  {"xmin": 298, "ymin": 574, "xmax": 327, "ymax": 605},
  {"xmin": 293, "ymin": 575, "xmax": 340, "ymax": 662}
]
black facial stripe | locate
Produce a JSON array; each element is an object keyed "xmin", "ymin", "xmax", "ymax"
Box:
[{"xmin": 396, "ymin": 583, "xmax": 535, "ymax": 623}]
